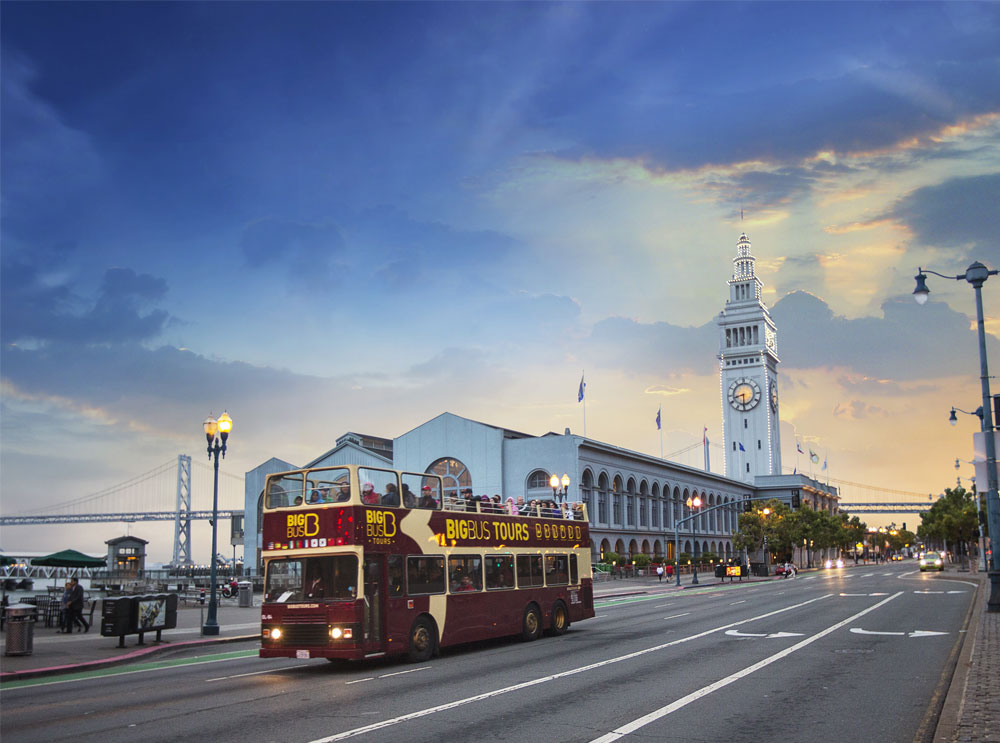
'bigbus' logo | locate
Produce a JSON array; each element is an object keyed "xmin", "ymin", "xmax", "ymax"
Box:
[
  {"xmin": 286, "ymin": 512, "xmax": 319, "ymax": 539},
  {"xmin": 366, "ymin": 510, "xmax": 396, "ymax": 543}
]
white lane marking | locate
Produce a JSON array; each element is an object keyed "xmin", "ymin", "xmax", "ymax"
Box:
[
  {"xmin": 914, "ymin": 591, "xmax": 944, "ymax": 594},
  {"xmin": 305, "ymin": 594, "xmax": 833, "ymax": 742},
  {"xmin": 729, "ymin": 600, "xmax": 746, "ymax": 605},
  {"xmin": 379, "ymin": 667, "xmax": 430, "ymax": 679},
  {"xmin": 947, "ymin": 590, "xmax": 968, "ymax": 594},
  {"xmin": 662, "ymin": 613, "xmax": 691, "ymax": 621},
  {"xmin": 898, "ymin": 571, "xmax": 916, "ymax": 578},
  {"xmin": 804, "ymin": 577, "xmax": 816, "ymax": 581},
  {"xmin": 346, "ymin": 678, "xmax": 375, "ymax": 685},
  {"xmin": 207, "ymin": 665, "xmax": 300, "ymax": 682},
  {"xmin": 594, "ymin": 615, "xmax": 606, "ymax": 618},
  {"xmin": 768, "ymin": 632, "xmax": 805, "ymax": 638},
  {"xmin": 587, "ymin": 593, "xmax": 902, "ymax": 743},
  {"xmin": 869, "ymin": 593, "xmax": 889, "ymax": 596},
  {"xmin": 654, "ymin": 603, "xmax": 675, "ymax": 608},
  {"xmin": 882, "ymin": 573, "xmax": 893, "ymax": 576},
  {"xmin": 850, "ymin": 628, "xmax": 904, "ymax": 636},
  {"xmin": 909, "ymin": 630, "xmax": 948, "ymax": 638},
  {"xmin": 840, "ymin": 593, "xmax": 868, "ymax": 597},
  {"xmin": 862, "ymin": 573, "xmax": 874, "ymax": 577}
]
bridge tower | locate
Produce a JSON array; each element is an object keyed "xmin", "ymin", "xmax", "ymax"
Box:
[{"xmin": 172, "ymin": 455, "xmax": 192, "ymax": 567}]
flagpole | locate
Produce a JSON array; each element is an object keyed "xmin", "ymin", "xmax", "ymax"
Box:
[{"xmin": 582, "ymin": 370, "xmax": 587, "ymax": 438}]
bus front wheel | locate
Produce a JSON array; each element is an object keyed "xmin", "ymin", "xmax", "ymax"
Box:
[
  {"xmin": 521, "ymin": 604, "xmax": 542, "ymax": 642},
  {"xmin": 548, "ymin": 600, "xmax": 569, "ymax": 636},
  {"xmin": 408, "ymin": 617, "xmax": 436, "ymax": 662}
]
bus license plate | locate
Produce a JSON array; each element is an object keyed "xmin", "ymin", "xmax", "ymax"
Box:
[{"xmin": 296, "ymin": 650, "xmax": 310, "ymax": 659}]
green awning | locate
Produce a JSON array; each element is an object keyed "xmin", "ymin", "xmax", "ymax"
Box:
[{"xmin": 31, "ymin": 549, "xmax": 106, "ymax": 568}]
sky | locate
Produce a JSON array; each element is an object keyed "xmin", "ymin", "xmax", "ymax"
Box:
[{"xmin": 3, "ymin": 2, "xmax": 1000, "ymax": 562}]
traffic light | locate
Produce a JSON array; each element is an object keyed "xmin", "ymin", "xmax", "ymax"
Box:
[
  {"xmin": 743, "ymin": 498, "xmax": 753, "ymax": 513},
  {"xmin": 790, "ymin": 490, "xmax": 801, "ymax": 509}
]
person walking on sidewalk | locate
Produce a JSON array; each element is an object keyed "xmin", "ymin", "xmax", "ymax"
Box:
[
  {"xmin": 67, "ymin": 577, "xmax": 89, "ymax": 633},
  {"xmin": 59, "ymin": 581, "xmax": 73, "ymax": 633},
  {"xmin": 656, "ymin": 565, "xmax": 664, "ymax": 582}
]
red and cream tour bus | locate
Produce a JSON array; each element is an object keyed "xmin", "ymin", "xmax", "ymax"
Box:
[{"xmin": 259, "ymin": 464, "xmax": 595, "ymax": 662}]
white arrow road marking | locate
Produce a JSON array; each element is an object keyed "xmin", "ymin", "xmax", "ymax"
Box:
[
  {"xmin": 725, "ymin": 630, "xmax": 804, "ymax": 639},
  {"xmin": 914, "ymin": 590, "xmax": 944, "ymax": 594},
  {"xmin": 850, "ymin": 628, "xmax": 905, "ymax": 636},
  {"xmin": 909, "ymin": 630, "xmax": 948, "ymax": 638}
]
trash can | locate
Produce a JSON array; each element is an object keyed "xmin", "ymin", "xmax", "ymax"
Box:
[
  {"xmin": 238, "ymin": 581, "xmax": 253, "ymax": 608},
  {"xmin": 4, "ymin": 603, "xmax": 37, "ymax": 656}
]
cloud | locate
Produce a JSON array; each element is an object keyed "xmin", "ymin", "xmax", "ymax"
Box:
[
  {"xmin": 239, "ymin": 218, "xmax": 347, "ymax": 286},
  {"xmin": 886, "ymin": 173, "xmax": 1000, "ymax": 264},
  {"xmin": 832, "ymin": 400, "xmax": 889, "ymax": 420},
  {"xmin": 1, "ymin": 261, "xmax": 170, "ymax": 346},
  {"xmin": 645, "ymin": 385, "xmax": 689, "ymax": 396},
  {"xmin": 586, "ymin": 317, "xmax": 717, "ymax": 376}
]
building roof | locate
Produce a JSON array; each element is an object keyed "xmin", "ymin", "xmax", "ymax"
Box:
[{"xmin": 105, "ymin": 536, "xmax": 149, "ymax": 546}]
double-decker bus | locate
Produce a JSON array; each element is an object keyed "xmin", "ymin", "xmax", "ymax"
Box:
[{"xmin": 259, "ymin": 464, "xmax": 594, "ymax": 662}]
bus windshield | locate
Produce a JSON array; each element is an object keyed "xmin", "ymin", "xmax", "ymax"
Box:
[{"xmin": 265, "ymin": 555, "xmax": 359, "ymax": 603}]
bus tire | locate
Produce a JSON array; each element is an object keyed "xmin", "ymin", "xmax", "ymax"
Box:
[
  {"xmin": 520, "ymin": 603, "xmax": 542, "ymax": 642},
  {"xmin": 408, "ymin": 616, "xmax": 436, "ymax": 662},
  {"xmin": 548, "ymin": 600, "xmax": 569, "ymax": 636}
]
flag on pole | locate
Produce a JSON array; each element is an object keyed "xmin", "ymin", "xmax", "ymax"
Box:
[
  {"xmin": 822, "ymin": 456, "xmax": 827, "ymax": 471},
  {"xmin": 796, "ymin": 442, "xmax": 805, "ymax": 455},
  {"xmin": 809, "ymin": 448, "xmax": 819, "ymax": 464},
  {"xmin": 738, "ymin": 442, "xmax": 746, "ymax": 452},
  {"xmin": 656, "ymin": 406, "xmax": 661, "ymax": 430},
  {"xmin": 793, "ymin": 466, "xmax": 797, "ymax": 475},
  {"xmin": 703, "ymin": 426, "xmax": 709, "ymax": 446},
  {"xmin": 578, "ymin": 374, "xmax": 586, "ymax": 403}
]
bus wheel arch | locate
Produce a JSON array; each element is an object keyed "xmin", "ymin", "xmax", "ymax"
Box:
[
  {"xmin": 548, "ymin": 600, "xmax": 570, "ymax": 636},
  {"xmin": 520, "ymin": 602, "xmax": 542, "ymax": 642},
  {"xmin": 407, "ymin": 615, "xmax": 438, "ymax": 662}
]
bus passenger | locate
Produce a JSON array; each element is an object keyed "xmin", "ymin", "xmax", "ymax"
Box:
[
  {"xmin": 362, "ymin": 482, "xmax": 380, "ymax": 505},
  {"xmin": 492, "ymin": 494, "xmax": 503, "ymax": 513},
  {"xmin": 462, "ymin": 488, "xmax": 477, "ymax": 512},
  {"xmin": 418, "ymin": 486, "xmax": 438, "ymax": 509},
  {"xmin": 572, "ymin": 502, "xmax": 585, "ymax": 520},
  {"xmin": 401, "ymin": 484, "xmax": 416, "ymax": 508},
  {"xmin": 308, "ymin": 489, "xmax": 322, "ymax": 504},
  {"xmin": 335, "ymin": 483, "xmax": 351, "ymax": 502},
  {"xmin": 505, "ymin": 497, "xmax": 517, "ymax": 515},
  {"xmin": 382, "ymin": 483, "xmax": 400, "ymax": 507},
  {"xmin": 454, "ymin": 575, "xmax": 476, "ymax": 592}
]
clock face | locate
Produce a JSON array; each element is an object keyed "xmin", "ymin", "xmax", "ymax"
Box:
[
  {"xmin": 728, "ymin": 378, "xmax": 761, "ymax": 411},
  {"xmin": 770, "ymin": 380, "xmax": 778, "ymax": 412}
]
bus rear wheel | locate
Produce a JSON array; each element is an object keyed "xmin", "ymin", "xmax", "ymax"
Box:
[
  {"xmin": 521, "ymin": 604, "xmax": 542, "ymax": 642},
  {"xmin": 408, "ymin": 617, "xmax": 436, "ymax": 662},
  {"xmin": 548, "ymin": 600, "xmax": 569, "ymax": 636}
]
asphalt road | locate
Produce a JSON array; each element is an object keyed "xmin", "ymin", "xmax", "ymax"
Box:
[{"xmin": 1, "ymin": 565, "xmax": 976, "ymax": 743}]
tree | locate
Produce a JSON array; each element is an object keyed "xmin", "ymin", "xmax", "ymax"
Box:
[{"xmin": 918, "ymin": 486, "xmax": 979, "ymax": 567}]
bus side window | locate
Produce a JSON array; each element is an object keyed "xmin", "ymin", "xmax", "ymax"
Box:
[
  {"xmin": 545, "ymin": 554, "xmax": 569, "ymax": 586},
  {"xmin": 485, "ymin": 555, "xmax": 514, "ymax": 590},
  {"xmin": 516, "ymin": 555, "xmax": 543, "ymax": 588},
  {"xmin": 570, "ymin": 554, "xmax": 579, "ymax": 585},
  {"xmin": 407, "ymin": 556, "xmax": 445, "ymax": 595}
]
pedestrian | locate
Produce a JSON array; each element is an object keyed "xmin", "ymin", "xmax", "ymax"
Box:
[
  {"xmin": 59, "ymin": 580, "xmax": 73, "ymax": 633},
  {"xmin": 656, "ymin": 564, "xmax": 664, "ymax": 582},
  {"xmin": 67, "ymin": 577, "xmax": 89, "ymax": 633}
]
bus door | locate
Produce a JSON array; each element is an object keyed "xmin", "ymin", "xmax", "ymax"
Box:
[{"xmin": 362, "ymin": 555, "xmax": 385, "ymax": 653}]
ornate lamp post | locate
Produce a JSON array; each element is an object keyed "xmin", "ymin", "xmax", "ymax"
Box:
[
  {"xmin": 915, "ymin": 264, "xmax": 1000, "ymax": 611},
  {"xmin": 549, "ymin": 473, "xmax": 571, "ymax": 503},
  {"xmin": 202, "ymin": 411, "xmax": 232, "ymax": 636}
]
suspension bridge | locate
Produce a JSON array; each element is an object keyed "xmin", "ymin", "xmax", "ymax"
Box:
[{"xmin": 0, "ymin": 456, "xmax": 245, "ymax": 567}]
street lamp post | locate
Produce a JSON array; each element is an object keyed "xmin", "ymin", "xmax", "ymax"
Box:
[
  {"xmin": 202, "ymin": 411, "xmax": 233, "ymax": 636},
  {"xmin": 956, "ymin": 457, "xmax": 987, "ymax": 571},
  {"xmin": 549, "ymin": 473, "xmax": 571, "ymax": 503},
  {"xmin": 687, "ymin": 496, "xmax": 702, "ymax": 585},
  {"xmin": 915, "ymin": 264, "xmax": 1000, "ymax": 611}
]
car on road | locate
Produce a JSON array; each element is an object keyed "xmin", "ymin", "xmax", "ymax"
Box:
[
  {"xmin": 919, "ymin": 551, "xmax": 944, "ymax": 571},
  {"xmin": 823, "ymin": 558, "xmax": 845, "ymax": 569}
]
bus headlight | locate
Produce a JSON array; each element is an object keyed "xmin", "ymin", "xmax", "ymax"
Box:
[
  {"xmin": 330, "ymin": 626, "xmax": 353, "ymax": 640},
  {"xmin": 263, "ymin": 627, "xmax": 282, "ymax": 640}
]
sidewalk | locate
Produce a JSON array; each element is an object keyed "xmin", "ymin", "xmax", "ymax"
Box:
[{"xmin": 0, "ymin": 601, "xmax": 260, "ymax": 681}]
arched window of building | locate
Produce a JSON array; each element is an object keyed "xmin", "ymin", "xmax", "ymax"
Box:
[
  {"xmin": 526, "ymin": 469, "xmax": 550, "ymax": 489},
  {"xmin": 597, "ymin": 472, "xmax": 610, "ymax": 524},
  {"xmin": 426, "ymin": 457, "xmax": 472, "ymax": 504}
]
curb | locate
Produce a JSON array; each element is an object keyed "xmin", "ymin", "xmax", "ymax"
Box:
[
  {"xmin": 931, "ymin": 573, "xmax": 987, "ymax": 743},
  {"xmin": 0, "ymin": 633, "xmax": 259, "ymax": 682}
]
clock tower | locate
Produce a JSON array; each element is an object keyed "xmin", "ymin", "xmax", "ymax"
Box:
[{"xmin": 717, "ymin": 233, "xmax": 782, "ymax": 482}]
